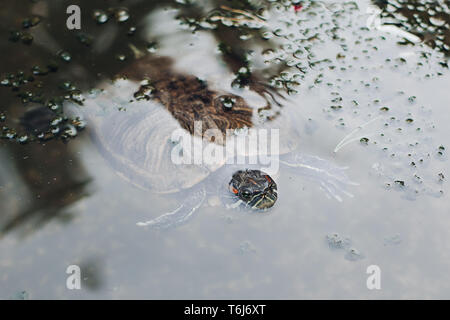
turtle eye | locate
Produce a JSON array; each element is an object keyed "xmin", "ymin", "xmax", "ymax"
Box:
[{"xmin": 241, "ymin": 188, "xmax": 252, "ymax": 198}]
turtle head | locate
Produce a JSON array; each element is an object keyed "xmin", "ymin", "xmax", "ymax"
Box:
[{"xmin": 229, "ymin": 170, "xmax": 278, "ymax": 210}]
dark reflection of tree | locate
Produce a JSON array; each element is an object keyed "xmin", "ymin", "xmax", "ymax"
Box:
[
  {"xmin": 79, "ymin": 256, "xmax": 105, "ymax": 291},
  {"xmin": 373, "ymin": 0, "xmax": 450, "ymax": 59},
  {"xmin": 0, "ymin": 1, "xmax": 91, "ymax": 238},
  {"xmin": 0, "ymin": 0, "xmax": 284, "ymax": 237},
  {"xmin": 0, "ymin": 141, "xmax": 91, "ymax": 238},
  {"xmin": 43, "ymin": 0, "xmax": 285, "ymax": 103}
]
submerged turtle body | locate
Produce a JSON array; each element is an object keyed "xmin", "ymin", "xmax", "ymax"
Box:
[
  {"xmin": 83, "ymin": 56, "xmax": 299, "ymax": 195},
  {"xmin": 79, "ymin": 56, "xmax": 356, "ymax": 228}
]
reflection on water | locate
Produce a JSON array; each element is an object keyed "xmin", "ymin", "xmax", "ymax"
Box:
[
  {"xmin": 0, "ymin": 0, "xmax": 449, "ymax": 299},
  {"xmin": 0, "ymin": 142, "xmax": 90, "ymax": 238}
]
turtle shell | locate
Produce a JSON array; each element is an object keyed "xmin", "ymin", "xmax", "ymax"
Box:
[{"xmin": 82, "ymin": 57, "xmax": 300, "ymax": 194}]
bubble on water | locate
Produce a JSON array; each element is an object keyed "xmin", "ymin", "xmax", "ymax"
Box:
[
  {"xmin": 326, "ymin": 233, "xmax": 351, "ymax": 250},
  {"xmin": 51, "ymin": 117, "xmax": 63, "ymax": 127},
  {"xmin": 87, "ymin": 88, "xmax": 103, "ymax": 99},
  {"xmin": 3, "ymin": 128, "xmax": 17, "ymax": 140},
  {"xmin": 394, "ymin": 180, "xmax": 405, "ymax": 187},
  {"xmin": 47, "ymin": 100, "xmax": 62, "ymax": 111},
  {"xmin": 326, "ymin": 233, "xmax": 364, "ymax": 261},
  {"xmin": 70, "ymin": 91, "xmax": 85, "ymax": 105},
  {"xmin": 59, "ymin": 81, "xmax": 72, "ymax": 92},
  {"xmin": 128, "ymin": 26, "xmax": 137, "ymax": 36},
  {"xmin": 58, "ymin": 51, "xmax": 72, "ymax": 62},
  {"xmin": 408, "ymin": 96, "xmax": 417, "ymax": 103},
  {"xmin": 18, "ymin": 135, "xmax": 29, "ymax": 144},
  {"xmin": 360, "ymin": 137, "xmax": 369, "ymax": 145},
  {"xmin": 93, "ymin": 9, "xmax": 109, "ymax": 24},
  {"xmin": 435, "ymin": 144, "xmax": 446, "ymax": 156},
  {"xmin": 146, "ymin": 42, "xmax": 158, "ymax": 53},
  {"xmin": 239, "ymin": 32, "xmax": 253, "ymax": 41},
  {"xmin": 219, "ymin": 96, "xmax": 236, "ymax": 111},
  {"xmin": 0, "ymin": 78, "xmax": 10, "ymax": 86},
  {"xmin": 114, "ymin": 8, "xmax": 130, "ymax": 23},
  {"xmin": 345, "ymin": 248, "xmax": 364, "ymax": 261},
  {"xmin": 71, "ymin": 117, "xmax": 87, "ymax": 130},
  {"xmin": 261, "ymin": 31, "xmax": 274, "ymax": 40},
  {"xmin": 429, "ymin": 17, "xmax": 446, "ymax": 27},
  {"xmin": 31, "ymin": 65, "xmax": 49, "ymax": 76},
  {"xmin": 63, "ymin": 124, "xmax": 78, "ymax": 137},
  {"xmin": 115, "ymin": 54, "xmax": 126, "ymax": 62}
]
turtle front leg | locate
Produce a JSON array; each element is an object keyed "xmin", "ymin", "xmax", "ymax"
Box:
[
  {"xmin": 280, "ymin": 152, "xmax": 358, "ymax": 202},
  {"xmin": 136, "ymin": 188, "xmax": 206, "ymax": 229}
]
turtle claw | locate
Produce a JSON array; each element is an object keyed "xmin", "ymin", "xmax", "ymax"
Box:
[
  {"xmin": 319, "ymin": 179, "xmax": 355, "ymax": 202},
  {"xmin": 281, "ymin": 153, "xmax": 358, "ymax": 201},
  {"xmin": 136, "ymin": 188, "xmax": 206, "ymax": 229},
  {"xmin": 225, "ymin": 199, "xmax": 243, "ymax": 209},
  {"xmin": 253, "ymin": 81, "xmax": 285, "ymax": 108}
]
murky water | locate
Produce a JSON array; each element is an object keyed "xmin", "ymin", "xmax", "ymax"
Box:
[{"xmin": 0, "ymin": 0, "xmax": 449, "ymax": 299}]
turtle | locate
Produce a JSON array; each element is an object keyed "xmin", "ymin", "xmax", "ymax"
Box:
[
  {"xmin": 76, "ymin": 55, "xmax": 357, "ymax": 229},
  {"xmin": 229, "ymin": 169, "xmax": 278, "ymax": 210}
]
